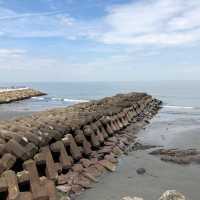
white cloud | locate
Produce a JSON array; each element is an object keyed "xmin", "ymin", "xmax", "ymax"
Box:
[
  {"xmin": 0, "ymin": 48, "xmax": 26, "ymax": 58},
  {"xmin": 0, "ymin": 7, "xmax": 79, "ymax": 38},
  {"xmin": 99, "ymin": 0, "xmax": 200, "ymax": 46},
  {"xmin": 1, "ymin": 0, "xmax": 200, "ymax": 47},
  {"xmin": 0, "ymin": 48, "xmax": 57, "ymax": 70}
]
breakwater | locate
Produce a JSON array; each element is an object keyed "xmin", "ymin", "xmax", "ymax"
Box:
[
  {"xmin": 0, "ymin": 92, "xmax": 161, "ymax": 200},
  {"xmin": 0, "ymin": 88, "xmax": 46, "ymax": 104}
]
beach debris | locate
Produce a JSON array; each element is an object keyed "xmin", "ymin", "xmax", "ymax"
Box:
[
  {"xmin": 159, "ymin": 190, "xmax": 186, "ymax": 200},
  {"xmin": 150, "ymin": 148, "xmax": 200, "ymax": 165},
  {"xmin": 0, "ymin": 92, "xmax": 161, "ymax": 199},
  {"xmin": 136, "ymin": 168, "xmax": 146, "ymax": 175}
]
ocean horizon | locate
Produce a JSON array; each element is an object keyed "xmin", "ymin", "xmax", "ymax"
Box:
[{"xmin": 0, "ymin": 80, "xmax": 199, "ymax": 118}]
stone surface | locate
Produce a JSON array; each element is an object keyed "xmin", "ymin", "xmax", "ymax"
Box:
[
  {"xmin": 136, "ymin": 168, "xmax": 146, "ymax": 175},
  {"xmin": 0, "ymin": 92, "xmax": 161, "ymax": 199},
  {"xmin": 150, "ymin": 148, "xmax": 200, "ymax": 165},
  {"xmin": 0, "ymin": 88, "xmax": 45, "ymax": 104},
  {"xmin": 56, "ymin": 185, "xmax": 72, "ymax": 193},
  {"xmin": 99, "ymin": 160, "xmax": 117, "ymax": 172},
  {"xmin": 159, "ymin": 190, "xmax": 186, "ymax": 200}
]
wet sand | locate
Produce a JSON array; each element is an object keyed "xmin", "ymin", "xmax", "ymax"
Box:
[
  {"xmin": 0, "ymin": 111, "xmax": 34, "ymax": 121},
  {"xmin": 76, "ymin": 151, "xmax": 199, "ymax": 200},
  {"xmin": 77, "ymin": 107, "xmax": 200, "ymax": 200},
  {"xmin": 0, "ymin": 100, "xmax": 35, "ymax": 121}
]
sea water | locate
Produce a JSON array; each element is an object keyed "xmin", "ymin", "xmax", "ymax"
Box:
[
  {"xmin": 1, "ymin": 81, "xmax": 200, "ymax": 199},
  {"xmin": 0, "ymin": 81, "xmax": 200, "ymax": 112}
]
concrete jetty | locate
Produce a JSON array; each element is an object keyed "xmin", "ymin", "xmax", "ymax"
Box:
[
  {"xmin": 0, "ymin": 87, "xmax": 46, "ymax": 104},
  {"xmin": 0, "ymin": 92, "xmax": 162, "ymax": 200}
]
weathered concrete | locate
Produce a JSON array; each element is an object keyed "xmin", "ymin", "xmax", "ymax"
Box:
[
  {"xmin": 0, "ymin": 92, "xmax": 162, "ymax": 200},
  {"xmin": 0, "ymin": 88, "xmax": 46, "ymax": 104}
]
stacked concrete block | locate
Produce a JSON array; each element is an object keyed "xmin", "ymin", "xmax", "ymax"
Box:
[
  {"xmin": 0, "ymin": 92, "xmax": 162, "ymax": 200},
  {"xmin": 0, "ymin": 88, "xmax": 46, "ymax": 104}
]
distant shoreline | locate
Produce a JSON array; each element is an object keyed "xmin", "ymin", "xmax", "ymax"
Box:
[{"xmin": 0, "ymin": 87, "xmax": 46, "ymax": 104}]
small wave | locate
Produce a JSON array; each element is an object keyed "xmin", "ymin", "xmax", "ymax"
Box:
[
  {"xmin": 63, "ymin": 98, "xmax": 89, "ymax": 103},
  {"xmin": 51, "ymin": 97, "xmax": 63, "ymax": 101},
  {"xmin": 32, "ymin": 96, "xmax": 89, "ymax": 103},
  {"xmin": 31, "ymin": 97, "xmax": 45, "ymax": 100},
  {"xmin": 162, "ymin": 105, "xmax": 194, "ymax": 109}
]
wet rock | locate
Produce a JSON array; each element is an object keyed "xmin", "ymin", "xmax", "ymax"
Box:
[
  {"xmin": 159, "ymin": 190, "xmax": 186, "ymax": 200},
  {"xmin": 150, "ymin": 148, "xmax": 200, "ymax": 165},
  {"xmin": 104, "ymin": 153, "xmax": 118, "ymax": 164},
  {"xmin": 0, "ymin": 92, "xmax": 161, "ymax": 199},
  {"xmin": 57, "ymin": 171, "xmax": 79, "ymax": 185},
  {"xmin": 104, "ymin": 141, "xmax": 116, "ymax": 146},
  {"xmin": 82, "ymin": 172, "xmax": 98, "ymax": 183},
  {"xmin": 80, "ymin": 158, "xmax": 92, "ymax": 168},
  {"xmin": 112, "ymin": 146, "xmax": 124, "ymax": 156},
  {"xmin": 84, "ymin": 165, "xmax": 102, "ymax": 177},
  {"xmin": 57, "ymin": 174, "xmax": 69, "ymax": 185},
  {"xmin": 107, "ymin": 137, "xmax": 118, "ymax": 143},
  {"xmin": 132, "ymin": 142, "xmax": 158, "ymax": 151},
  {"xmin": 76, "ymin": 175, "xmax": 92, "ymax": 188},
  {"xmin": 136, "ymin": 168, "xmax": 146, "ymax": 175},
  {"xmin": 120, "ymin": 137, "xmax": 130, "ymax": 145},
  {"xmin": 94, "ymin": 163, "xmax": 107, "ymax": 173},
  {"xmin": 98, "ymin": 160, "xmax": 116, "ymax": 172},
  {"xmin": 98, "ymin": 146, "xmax": 113, "ymax": 154},
  {"xmin": 90, "ymin": 158, "xmax": 98, "ymax": 165},
  {"xmin": 117, "ymin": 141, "xmax": 126, "ymax": 151},
  {"xmin": 71, "ymin": 184, "xmax": 83, "ymax": 194},
  {"xmin": 72, "ymin": 164, "xmax": 84, "ymax": 173},
  {"xmin": 56, "ymin": 185, "xmax": 71, "ymax": 193},
  {"xmin": 160, "ymin": 156, "xmax": 191, "ymax": 165}
]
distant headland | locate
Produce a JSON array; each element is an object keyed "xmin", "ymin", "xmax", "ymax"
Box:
[{"xmin": 0, "ymin": 87, "xmax": 46, "ymax": 104}]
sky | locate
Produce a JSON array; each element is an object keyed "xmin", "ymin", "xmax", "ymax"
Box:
[{"xmin": 0, "ymin": 0, "xmax": 200, "ymax": 82}]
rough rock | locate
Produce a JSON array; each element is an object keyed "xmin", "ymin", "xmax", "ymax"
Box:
[
  {"xmin": 56, "ymin": 185, "xmax": 71, "ymax": 193},
  {"xmin": 132, "ymin": 142, "xmax": 158, "ymax": 151},
  {"xmin": 0, "ymin": 92, "xmax": 161, "ymax": 199},
  {"xmin": 98, "ymin": 160, "xmax": 117, "ymax": 172},
  {"xmin": 136, "ymin": 168, "xmax": 146, "ymax": 175},
  {"xmin": 150, "ymin": 148, "xmax": 200, "ymax": 165},
  {"xmin": 159, "ymin": 190, "xmax": 186, "ymax": 200}
]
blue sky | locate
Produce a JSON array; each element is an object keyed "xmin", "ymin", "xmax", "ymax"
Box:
[{"xmin": 0, "ymin": 0, "xmax": 200, "ymax": 82}]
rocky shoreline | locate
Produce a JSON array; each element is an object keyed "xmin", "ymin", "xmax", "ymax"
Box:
[
  {"xmin": 0, "ymin": 88, "xmax": 46, "ymax": 104},
  {"xmin": 150, "ymin": 148, "xmax": 200, "ymax": 165},
  {"xmin": 0, "ymin": 92, "xmax": 161, "ymax": 200}
]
